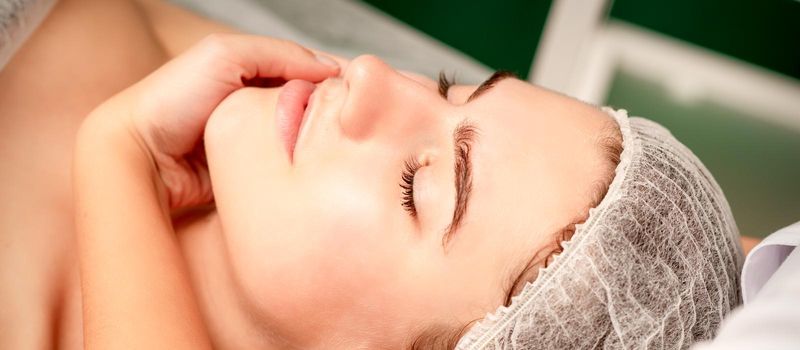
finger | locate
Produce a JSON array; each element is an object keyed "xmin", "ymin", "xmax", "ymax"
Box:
[
  {"xmin": 309, "ymin": 48, "xmax": 351, "ymax": 75},
  {"xmin": 243, "ymin": 51, "xmax": 349, "ymax": 87},
  {"xmin": 194, "ymin": 33, "xmax": 340, "ymax": 84}
]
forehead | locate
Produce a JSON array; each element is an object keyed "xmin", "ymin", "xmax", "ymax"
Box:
[{"xmin": 448, "ymin": 78, "xmax": 611, "ymax": 271}]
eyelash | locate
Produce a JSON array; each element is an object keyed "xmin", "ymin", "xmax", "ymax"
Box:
[
  {"xmin": 400, "ymin": 157, "xmax": 422, "ymax": 217},
  {"xmin": 438, "ymin": 71, "xmax": 455, "ymax": 99}
]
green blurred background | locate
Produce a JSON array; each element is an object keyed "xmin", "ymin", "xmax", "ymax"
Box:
[{"xmin": 362, "ymin": 0, "xmax": 800, "ymax": 237}]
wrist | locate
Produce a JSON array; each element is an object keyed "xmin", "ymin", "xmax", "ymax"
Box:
[
  {"xmin": 74, "ymin": 99, "xmax": 169, "ymax": 210},
  {"xmin": 73, "ymin": 99, "xmax": 211, "ymax": 350}
]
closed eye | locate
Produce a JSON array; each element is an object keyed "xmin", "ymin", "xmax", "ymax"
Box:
[{"xmin": 400, "ymin": 157, "xmax": 422, "ymax": 217}]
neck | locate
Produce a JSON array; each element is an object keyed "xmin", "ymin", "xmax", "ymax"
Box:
[
  {"xmin": 173, "ymin": 209, "xmax": 294, "ymax": 350},
  {"xmin": 60, "ymin": 208, "xmax": 303, "ymax": 349}
]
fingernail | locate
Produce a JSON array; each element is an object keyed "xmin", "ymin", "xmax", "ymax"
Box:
[{"xmin": 315, "ymin": 54, "xmax": 339, "ymax": 69}]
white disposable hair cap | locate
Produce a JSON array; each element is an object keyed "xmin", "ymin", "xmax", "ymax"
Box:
[{"xmin": 457, "ymin": 107, "xmax": 744, "ymax": 349}]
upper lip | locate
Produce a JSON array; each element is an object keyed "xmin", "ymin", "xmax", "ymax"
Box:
[
  {"xmin": 295, "ymin": 87, "xmax": 317, "ymax": 152},
  {"xmin": 295, "ymin": 78, "xmax": 346, "ymax": 154}
]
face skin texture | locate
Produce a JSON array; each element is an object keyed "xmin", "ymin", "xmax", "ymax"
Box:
[{"xmin": 203, "ymin": 55, "xmax": 615, "ymax": 349}]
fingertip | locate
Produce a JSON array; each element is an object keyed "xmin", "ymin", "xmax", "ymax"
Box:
[{"xmin": 314, "ymin": 54, "xmax": 340, "ymax": 71}]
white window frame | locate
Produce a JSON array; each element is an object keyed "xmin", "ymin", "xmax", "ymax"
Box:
[{"xmin": 530, "ymin": 0, "xmax": 800, "ymax": 132}]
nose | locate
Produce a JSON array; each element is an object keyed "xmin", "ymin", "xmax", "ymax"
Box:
[{"xmin": 339, "ymin": 55, "xmax": 444, "ymax": 141}]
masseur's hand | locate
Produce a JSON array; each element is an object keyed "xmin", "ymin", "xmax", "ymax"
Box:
[{"xmin": 106, "ymin": 33, "xmax": 339, "ymax": 208}]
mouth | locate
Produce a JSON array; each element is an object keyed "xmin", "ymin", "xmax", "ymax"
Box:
[{"xmin": 275, "ymin": 80, "xmax": 316, "ymax": 163}]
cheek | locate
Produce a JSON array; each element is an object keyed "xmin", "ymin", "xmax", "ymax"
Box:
[
  {"xmin": 310, "ymin": 174, "xmax": 384, "ymax": 231},
  {"xmin": 289, "ymin": 167, "xmax": 415, "ymax": 296},
  {"xmin": 300, "ymin": 167, "xmax": 395, "ymax": 271},
  {"xmin": 219, "ymin": 162, "xmax": 409, "ymax": 320},
  {"xmin": 297, "ymin": 148, "xmax": 400, "ymax": 243}
]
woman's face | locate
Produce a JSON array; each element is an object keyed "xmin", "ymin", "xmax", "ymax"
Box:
[{"xmin": 204, "ymin": 55, "xmax": 612, "ymax": 348}]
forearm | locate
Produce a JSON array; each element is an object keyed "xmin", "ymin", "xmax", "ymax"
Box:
[{"xmin": 73, "ymin": 106, "xmax": 211, "ymax": 349}]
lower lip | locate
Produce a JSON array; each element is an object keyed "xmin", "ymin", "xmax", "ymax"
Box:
[{"xmin": 275, "ymin": 80, "xmax": 316, "ymax": 162}]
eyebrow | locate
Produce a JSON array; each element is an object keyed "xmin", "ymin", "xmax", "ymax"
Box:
[
  {"xmin": 442, "ymin": 120, "xmax": 478, "ymax": 250},
  {"xmin": 439, "ymin": 71, "xmax": 514, "ymax": 249},
  {"xmin": 466, "ymin": 70, "xmax": 516, "ymax": 103}
]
